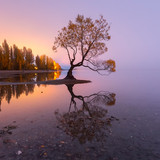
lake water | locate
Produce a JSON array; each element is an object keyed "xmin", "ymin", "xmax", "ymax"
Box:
[{"xmin": 0, "ymin": 70, "xmax": 160, "ymax": 160}]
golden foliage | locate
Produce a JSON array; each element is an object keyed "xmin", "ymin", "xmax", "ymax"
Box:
[
  {"xmin": 106, "ymin": 59, "xmax": 116, "ymax": 72},
  {"xmin": 53, "ymin": 15, "xmax": 113, "ymax": 72}
]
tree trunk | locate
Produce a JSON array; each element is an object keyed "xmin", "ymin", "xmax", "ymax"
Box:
[{"xmin": 65, "ymin": 66, "xmax": 76, "ymax": 79}]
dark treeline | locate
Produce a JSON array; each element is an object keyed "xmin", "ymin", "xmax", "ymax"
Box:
[{"xmin": 0, "ymin": 40, "xmax": 61, "ymax": 70}]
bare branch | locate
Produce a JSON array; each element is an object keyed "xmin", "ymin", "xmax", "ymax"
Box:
[{"xmin": 82, "ymin": 64, "xmax": 110, "ymax": 76}]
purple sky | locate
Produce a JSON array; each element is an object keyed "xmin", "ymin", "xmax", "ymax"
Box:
[{"xmin": 0, "ymin": 0, "xmax": 160, "ymax": 70}]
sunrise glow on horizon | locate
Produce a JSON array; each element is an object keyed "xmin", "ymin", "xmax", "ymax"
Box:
[{"xmin": 1, "ymin": 0, "xmax": 160, "ymax": 69}]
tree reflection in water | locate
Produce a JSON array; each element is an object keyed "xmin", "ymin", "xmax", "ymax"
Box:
[
  {"xmin": 0, "ymin": 71, "xmax": 61, "ymax": 110},
  {"xmin": 0, "ymin": 71, "xmax": 61, "ymax": 83},
  {"xmin": 0, "ymin": 84, "xmax": 35, "ymax": 107},
  {"xmin": 55, "ymin": 84, "xmax": 118, "ymax": 144}
]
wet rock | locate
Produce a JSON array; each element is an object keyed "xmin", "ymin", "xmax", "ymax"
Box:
[
  {"xmin": 66, "ymin": 153, "xmax": 72, "ymax": 157},
  {"xmin": 4, "ymin": 125, "xmax": 17, "ymax": 130},
  {"xmin": 60, "ymin": 141, "xmax": 65, "ymax": 144},
  {"xmin": 17, "ymin": 150, "xmax": 22, "ymax": 155},
  {"xmin": 3, "ymin": 139, "xmax": 17, "ymax": 145},
  {"xmin": 85, "ymin": 148, "xmax": 90, "ymax": 152},
  {"xmin": 0, "ymin": 130, "xmax": 5, "ymax": 135},
  {"xmin": 3, "ymin": 139, "xmax": 10, "ymax": 144}
]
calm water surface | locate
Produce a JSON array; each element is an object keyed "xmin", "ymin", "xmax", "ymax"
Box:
[{"xmin": 0, "ymin": 70, "xmax": 160, "ymax": 160}]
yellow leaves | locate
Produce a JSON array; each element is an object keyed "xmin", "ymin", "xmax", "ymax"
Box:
[
  {"xmin": 53, "ymin": 14, "xmax": 114, "ymax": 71},
  {"xmin": 40, "ymin": 145, "xmax": 45, "ymax": 148},
  {"xmin": 76, "ymin": 14, "xmax": 84, "ymax": 23},
  {"xmin": 54, "ymin": 14, "xmax": 110, "ymax": 49},
  {"xmin": 86, "ymin": 17, "xmax": 92, "ymax": 24},
  {"xmin": 106, "ymin": 59, "xmax": 116, "ymax": 72},
  {"xmin": 108, "ymin": 36, "xmax": 111, "ymax": 40},
  {"xmin": 68, "ymin": 23, "xmax": 76, "ymax": 30}
]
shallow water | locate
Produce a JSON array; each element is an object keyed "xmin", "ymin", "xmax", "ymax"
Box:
[{"xmin": 0, "ymin": 70, "xmax": 160, "ymax": 160}]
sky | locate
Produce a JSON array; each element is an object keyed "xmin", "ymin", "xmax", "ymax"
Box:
[{"xmin": 0, "ymin": 0, "xmax": 160, "ymax": 70}]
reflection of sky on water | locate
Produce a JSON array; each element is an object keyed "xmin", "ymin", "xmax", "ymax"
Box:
[
  {"xmin": 0, "ymin": 70, "xmax": 160, "ymax": 124},
  {"xmin": 0, "ymin": 70, "xmax": 160, "ymax": 159}
]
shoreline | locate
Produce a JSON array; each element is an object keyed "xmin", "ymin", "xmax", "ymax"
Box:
[
  {"xmin": 0, "ymin": 70, "xmax": 91, "ymax": 85},
  {"xmin": 0, "ymin": 79, "xmax": 91, "ymax": 86},
  {"xmin": 0, "ymin": 70, "xmax": 63, "ymax": 79},
  {"xmin": 0, "ymin": 69, "xmax": 63, "ymax": 74}
]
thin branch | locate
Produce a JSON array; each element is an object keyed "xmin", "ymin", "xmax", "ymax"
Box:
[
  {"xmin": 84, "ymin": 59, "xmax": 97, "ymax": 67},
  {"xmin": 82, "ymin": 64, "xmax": 111, "ymax": 76}
]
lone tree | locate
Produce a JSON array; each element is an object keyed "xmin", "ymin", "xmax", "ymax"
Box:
[{"xmin": 53, "ymin": 15, "xmax": 115, "ymax": 79}]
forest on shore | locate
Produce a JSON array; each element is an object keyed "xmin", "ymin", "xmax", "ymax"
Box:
[{"xmin": 0, "ymin": 40, "xmax": 61, "ymax": 70}]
